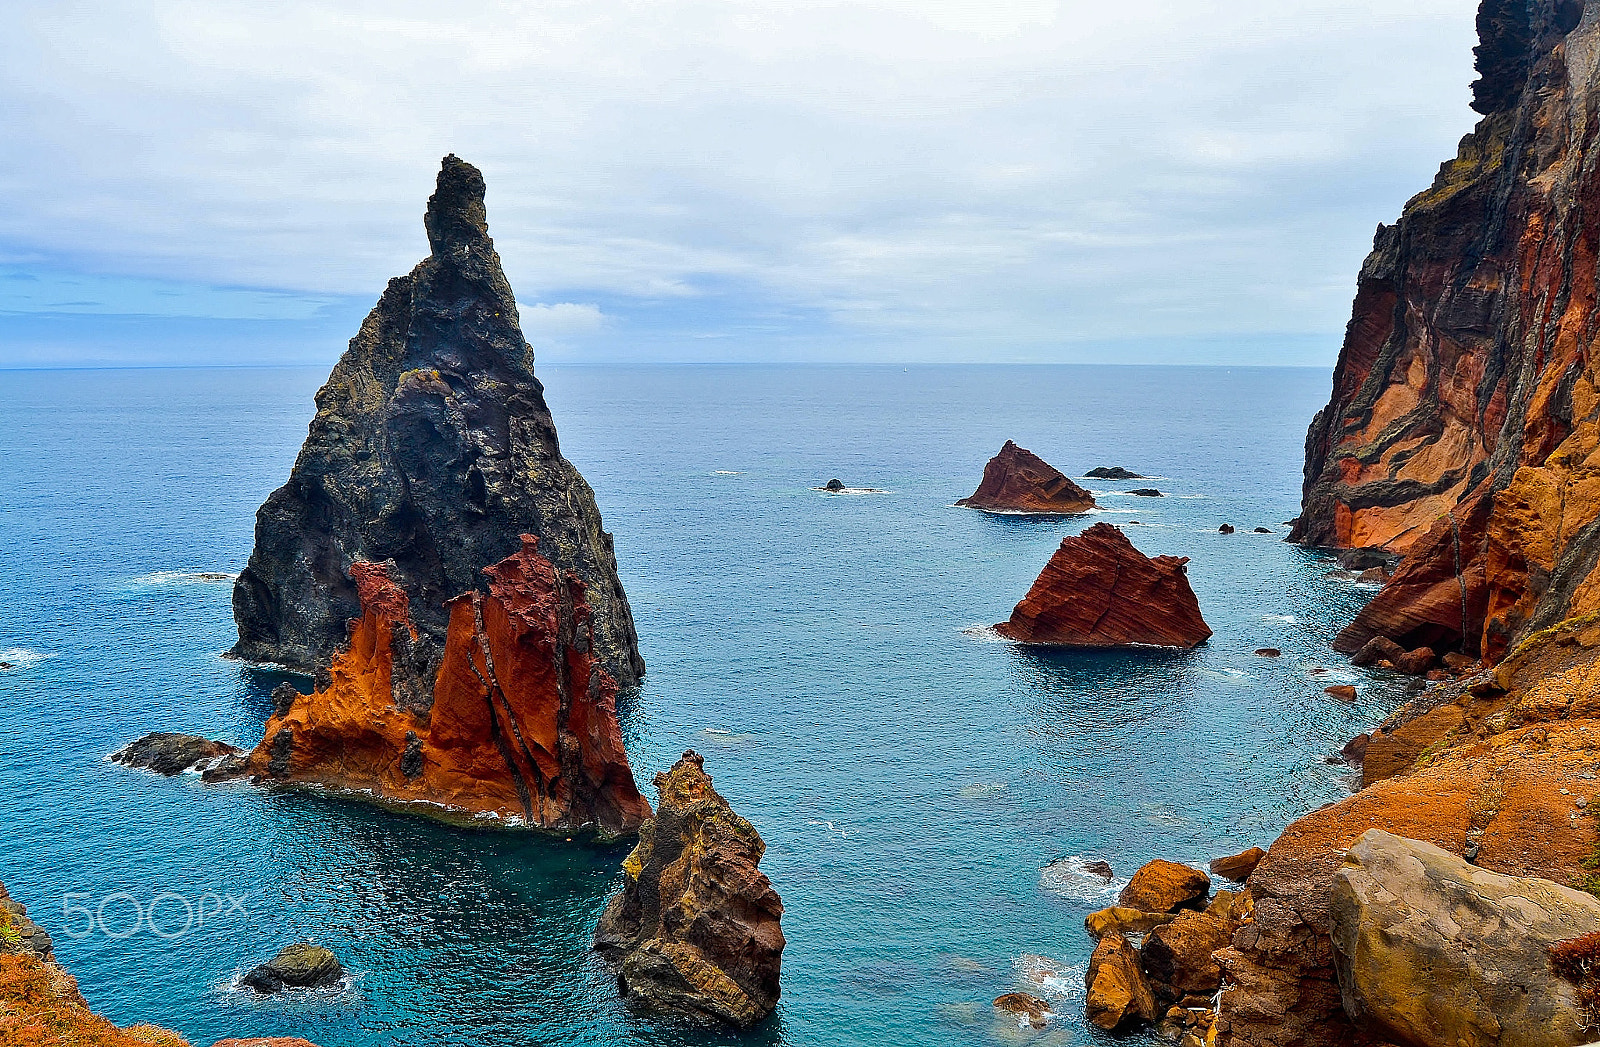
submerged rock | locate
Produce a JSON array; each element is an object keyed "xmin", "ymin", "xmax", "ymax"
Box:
[
  {"xmin": 229, "ymin": 155, "xmax": 643, "ymax": 689},
  {"xmin": 1331, "ymin": 830, "xmax": 1600, "ymax": 1047},
  {"xmin": 239, "ymin": 943, "xmax": 345, "ymax": 993},
  {"xmin": 240, "ymin": 540, "xmax": 651, "ymax": 834},
  {"xmin": 111, "ymin": 733, "xmax": 244, "ymax": 777},
  {"xmin": 957, "ymin": 440, "xmax": 1096, "ymax": 514},
  {"xmin": 1086, "ymin": 466, "xmax": 1144, "ymax": 480},
  {"xmin": 594, "ymin": 751, "xmax": 784, "ymax": 1028},
  {"xmin": 1255, "ymin": 648, "xmax": 1281, "ymax": 657},
  {"xmin": 994, "ymin": 991, "xmax": 1055, "ymax": 1029},
  {"xmin": 995, "ymin": 524, "xmax": 1212, "ymax": 649}
]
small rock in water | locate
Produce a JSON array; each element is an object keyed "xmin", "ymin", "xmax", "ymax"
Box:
[
  {"xmin": 1082, "ymin": 859, "xmax": 1114, "ymax": 880},
  {"xmin": 1324, "ymin": 684, "xmax": 1358, "ymax": 702},
  {"xmin": 993, "ymin": 992, "xmax": 1053, "ymax": 1029},
  {"xmin": 0, "ymin": 662, "xmax": 11, "ymax": 670},
  {"xmin": 239, "ymin": 943, "xmax": 345, "ymax": 993},
  {"xmin": 1218, "ymin": 524, "xmax": 1235, "ymax": 534},
  {"xmin": 1253, "ymin": 527, "xmax": 1272, "ymax": 534},
  {"xmin": 111, "ymin": 733, "xmax": 244, "ymax": 777},
  {"xmin": 1085, "ymin": 466, "xmax": 1144, "ymax": 480},
  {"xmin": 1255, "ymin": 648, "xmax": 1281, "ymax": 658},
  {"xmin": 823, "ymin": 478, "xmax": 844, "ymax": 491},
  {"xmin": 1129, "ymin": 488, "xmax": 1164, "ymax": 497}
]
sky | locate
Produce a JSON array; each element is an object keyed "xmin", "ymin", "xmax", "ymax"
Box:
[{"xmin": 0, "ymin": 0, "xmax": 1483, "ymax": 368}]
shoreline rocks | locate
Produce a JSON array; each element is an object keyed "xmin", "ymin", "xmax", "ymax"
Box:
[
  {"xmin": 957, "ymin": 441, "xmax": 1096, "ymax": 514},
  {"xmin": 229, "ymin": 155, "xmax": 643, "ymax": 689},
  {"xmin": 239, "ymin": 944, "xmax": 345, "ymax": 994},
  {"xmin": 594, "ymin": 751, "xmax": 784, "ymax": 1028},
  {"xmin": 995, "ymin": 523, "xmax": 1212, "ymax": 649},
  {"xmin": 111, "ymin": 733, "xmax": 244, "ymax": 778}
]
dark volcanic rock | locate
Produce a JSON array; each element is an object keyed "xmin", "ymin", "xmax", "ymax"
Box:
[
  {"xmin": 239, "ymin": 943, "xmax": 345, "ymax": 993},
  {"xmin": 1, "ymin": 882, "xmax": 55, "ymax": 962},
  {"xmin": 1219, "ymin": 524, "xmax": 1235, "ymax": 534},
  {"xmin": 111, "ymin": 733, "xmax": 244, "ymax": 777},
  {"xmin": 230, "ymin": 155, "xmax": 643, "ymax": 689},
  {"xmin": 957, "ymin": 441, "xmax": 1096, "ymax": 514},
  {"xmin": 823, "ymin": 478, "xmax": 845, "ymax": 491},
  {"xmin": 595, "ymin": 751, "xmax": 784, "ymax": 1028},
  {"xmin": 1086, "ymin": 466, "xmax": 1144, "ymax": 480},
  {"xmin": 1129, "ymin": 488, "xmax": 1163, "ymax": 497},
  {"xmin": 995, "ymin": 523, "xmax": 1212, "ymax": 649}
]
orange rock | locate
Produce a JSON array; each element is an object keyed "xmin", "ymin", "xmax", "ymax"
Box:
[
  {"xmin": 1210, "ymin": 847, "xmax": 1266, "ymax": 882},
  {"xmin": 958, "ymin": 440, "xmax": 1096, "ymax": 514},
  {"xmin": 1142, "ymin": 891, "xmax": 1241, "ymax": 1004},
  {"xmin": 245, "ymin": 536, "xmax": 651, "ymax": 834},
  {"xmin": 1119, "ymin": 859, "xmax": 1211, "ymax": 913},
  {"xmin": 1084, "ymin": 932, "xmax": 1158, "ymax": 1031},
  {"xmin": 0, "ymin": 953, "xmax": 189, "ymax": 1047},
  {"xmin": 995, "ymin": 524, "xmax": 1212, "ymax": 649},
  {"xmin": 1323, "ymin": 685, "xmax": 1357, "ymax": 703}
]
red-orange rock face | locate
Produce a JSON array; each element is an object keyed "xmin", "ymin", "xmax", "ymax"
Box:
[
  {"xmin": 996, "ymin": 523, "xmax": 1212, "ymax": 648},
  {"xmin": 245, "ymin": 535, "xmax": 651, "ymax": 834},
  {"xmin": 1290, "ymin": 1, "xmax": 1600, "ymax": 662},
  {"xmin": 958, "ymin": 441, "xmax": 1096, "ymax": 514}
]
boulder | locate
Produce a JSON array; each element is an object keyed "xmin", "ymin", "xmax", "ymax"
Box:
[
  {"xmin": 1442, "ymin": 652, "xmax": 1480, "ymax": 673},
  {"xmin": 1119, "ymin": 860, "xmax": 1210, "ymax": 913},
  {"xmin": 1209, "ymin": 847, "xmax": 1265, "ymax": 882},
  {"xmin": 995, "ymin": 524, "xmax": 1212, "ymax": 649},
  {"xmin": 1253, "ymin": 527, "xmax": 1273, "ymax": 534},
  {"xmin": 110, "ymin": 733, "xmax": 244, "ymax": 777},
  {"xmin": 1255, "ymin": 648, "xmax": 1282, "ymax": 657},
  {"xmin": 1391, "ymin": 647, "xmax": 1437, "ymax": 675},
  {"xmin": 823, "ymin": 478, "xmax": 844, "ymax": 491},
  {"xmin": 1219, "ymin": 524, "xmax": 1235, "ymax": 534},
  {"xmin": 1357, "ymin": 566, "xmax": 1390, "ymax": 583},
  {"xmin": 1086, "ymin": 906, "xmax": 1177, "ymax": 939},
  {"xmin": 594, "ymin": 751, "xmax": 784, "ymax": 1028},
  {"xmin": 229, "ymin": 155, "xmax": 643, "ymax": 689},
  {"xmin": 993, "ymin": 992, "xmax": 1054, "ymax": 1029},
  {"xmin": 1350, "ymin": 636, "xmax": 1405, "ymax": 668},
  {"xmin": 1340, "ymin": 733, "xmax": 1371, "ymax": 765},
  {"xmin": 1086, "ymin": 466, "xmax": 1144, "ymax": 480},
  {"xmin": 239, "ymin": 943, "xmax": 344, "ymax": 993},
  {"xmin": 1324, "ymin": 685, "xmax": 1358, "ymax": 702},
  {"xmin": 957, "ymin": 441, "xmax": 1096, "ymax": 514},
  {"xmin": 1085, "ymin": 932, "xmax": 1159, "ymax": 1031},
  {"xmin": 1130, "ymin": 488, "xmax": 1164, "ymax": 497},
  {"xmin": 1142, "ymin": 891, "xmax": 1240, "ymax": 1004},
  {"xmin": 1330, "ymin": 830, "xmax": 1600, "ymax": 1047}
]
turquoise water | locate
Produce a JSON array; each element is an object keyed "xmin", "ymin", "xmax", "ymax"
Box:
[{"xmin": 0, "ymin": 364, "xmax": 1398, "ymax": 1046}]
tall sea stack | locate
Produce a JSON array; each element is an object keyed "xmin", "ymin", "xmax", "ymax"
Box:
[
  {"xmin": 231, "ymin": 155, "xmax": 643, "ymax": 688},
  {"xmin": 1288, "ymin": 0, "xmax": 1599, "ymax": 664}
]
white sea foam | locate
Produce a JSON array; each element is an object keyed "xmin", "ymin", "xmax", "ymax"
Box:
[
  {"xmin": 961, "ymin": 625, "xmax": 1008, "ymax": 643},
  {"xmin": 808, "ymin": 818, "xmax": 856, "ymax": 838},
  {"xmin": 711, "ymin": 470, "xmax": 742, "ymax": 475},
  {"xmin": 1263, "ymin": 614, "xmax": 1298, "ymax": 624},
  {"xmin": 128, "ymin": 570, "xmax": 238, "ymax": 586},
  {"xmin": 813, "ymin": 486, "xmax": 889, "ymax": 495},
  {"xmin": 958, "ymin": 782, "xmax": 1008, "ymax": 798},
  {"xmin": 1037, "ymin": 856, "xmax": 1125, "ymax": 901},
  {"xmin": 0, "ymin": 648, "xmax": 53, "ymax": 669}
]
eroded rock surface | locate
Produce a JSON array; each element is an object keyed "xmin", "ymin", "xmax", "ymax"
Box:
[
  {"xmin": 244, "ymin": 538, "xmax": 651, "ymax": 834},
  {"xmin": 1330, "ymin": 830, "xmax": 1600, "ymax": 1047},
  {"xmin": 231, "ymin": 155, "xmax": 642, "ymax": 689},
  {"xmin": 995, "ymin": 524, "xmax": 1212, "ymax": 649},
  {"xmin": 111, "ymin": 733, "xmax": 243, "ymax": 777},
  {"xmin": 594, "ymin": 751, "xmax": 784, "ymax": 1028},
  {"xmin": 238, "ymin": 944, "xmax": 345, "ymax": 994},
  {"xmin": 958, "ymin": 441, "xmax": 1096, "ymax": 514}
]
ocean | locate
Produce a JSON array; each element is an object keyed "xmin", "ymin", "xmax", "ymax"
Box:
[{"xmin": 0, "ymin": 363, "xmax": 1399, "ymax": 1046}]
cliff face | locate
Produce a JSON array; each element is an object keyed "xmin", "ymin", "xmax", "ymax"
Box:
[
  {"xmin": 231, "ymin": 155, "xmax": 643, "ymax": 689},
  {"xmin": 1291, "ymin": 0, "xmax": 1600, "ymax": 662},
  {"xmin": 995, "ymin": 523, "xmax": 1212, "ymax": 648},
  {"xmin": 594, "ymin": 751, "xmax": 784, "ymax": 1028},
  {"xmin": 957, "ymin": 441, "xmax": 1097, "ymax": 514},
  {"xmin": 246, "ymin": 536, "xmax": 651, "ymax": 834}
]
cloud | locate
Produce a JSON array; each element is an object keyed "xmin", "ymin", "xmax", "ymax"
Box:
[{"xmin": 0, "ymin": 0, "xmax": 1482, "ymax": 364}]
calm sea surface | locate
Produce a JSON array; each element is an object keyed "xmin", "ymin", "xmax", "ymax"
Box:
[{"xmin": 0, "ymin": 364, "xmax": 1399, "ymax": 1046}]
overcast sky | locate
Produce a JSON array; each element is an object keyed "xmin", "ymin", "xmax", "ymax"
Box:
[{"xmin": 0, "ymin": 0, "xmax": 1481, "ymax": 367}]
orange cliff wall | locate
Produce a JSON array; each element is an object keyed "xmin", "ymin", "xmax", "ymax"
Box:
[
  {"xmin": 1291, "ymin": 2, "xmax": 1600, "ymax": 662},
  {"xmin": 245, "ymin": 536, "xmax": 651, "ymax": 834}
]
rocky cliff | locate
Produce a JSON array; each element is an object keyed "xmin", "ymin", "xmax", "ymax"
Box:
[
  {"xmin": 957, "ymin": 441, "xmax": 1097, "ymax": 514},
  {"xmin": 242, "ymin": 536, "xmax": 650, "ymax": 834},
  {"xmin": 995, "ymin": 523, "xmax": 1212, "ymax": 648},
  {"xmin": 231, "ymin": 155, "xmax": 643, "ymax": 689},
  {"xmin": 1291, "ymin": 0, "xmax": 1600, "ymax": 664},
  {"xmin": 594, "ymin": 751, "xmax": 784, "ymax": 1028}
]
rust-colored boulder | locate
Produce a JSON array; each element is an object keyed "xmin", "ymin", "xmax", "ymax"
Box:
[
  {"xmin": 1350, "ymin": 636, "xmax": 1404, "ymax": 668},
  {"xmin": 244, "ymin": 537, "xmax": 651, "ymax": 834},
  {"xmin": 1085, "ymin": 932, "xmax": 1159, "ymax": 1031},
  {"xmin": 1210, "ymin": 848, "xmax": 1266, "ymax": 883},
  {"xmin": 1086, "ymin": 906, "xmax": 1177, "ymax": 939},
  {"xmin": 594, "ymin": 751, "xmax": 784, "ymax": 1028},
  {"xmin": 1324, "ymin": 685, "xmax": 1357, "ymax": 702},
  {"xmin": 1391, "ymin": 647, "xmax": 1437, "ymax": 675},
  {"xmin": 1142, "ymin": 891, "xmax": 1241, "ymax": 1004},
  {"xmin": 995, "ymin": 524, "xmax": 1212, "ymax": 649},
  {"xmin": 957, "ymin": 440, "xmax": 1096, "ymax": 514},
  {"xmin": 1119, "ymin": 859, "xmax": 1211, "ymax": 913}
]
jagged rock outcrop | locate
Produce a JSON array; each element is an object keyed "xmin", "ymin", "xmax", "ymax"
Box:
[
  {"xmin": 594, "ymin": 751, "xmax": 784, "ymax": 1028},
  {"xmin": 239, "ymin": 944, "xmax": 345, "ymax": 993},
  {"xmin": 995, "ymin": 523, "xmax": 1212, "ymax": 648},
  {"xmin": 230, "ymin": 155, "xmax": 643, "ymax": 689},
  {"xmin": 111, "ymin": 733, "xmax": 243, "ymax": 777},
  {"xmin": 1330, "ymin": 830, "xmax": 1600, "ymax": 1047},
  {"xmin": 243, "ymin": 536, "xmax": 651, "ymax": 834},
  {"xmin": 1291, "ymin": 0, "xmax": 1600, "ymax": 665},
  {"xmin": 957, "ymin": 441, "xmax": 1097, "ymax": 514}
]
